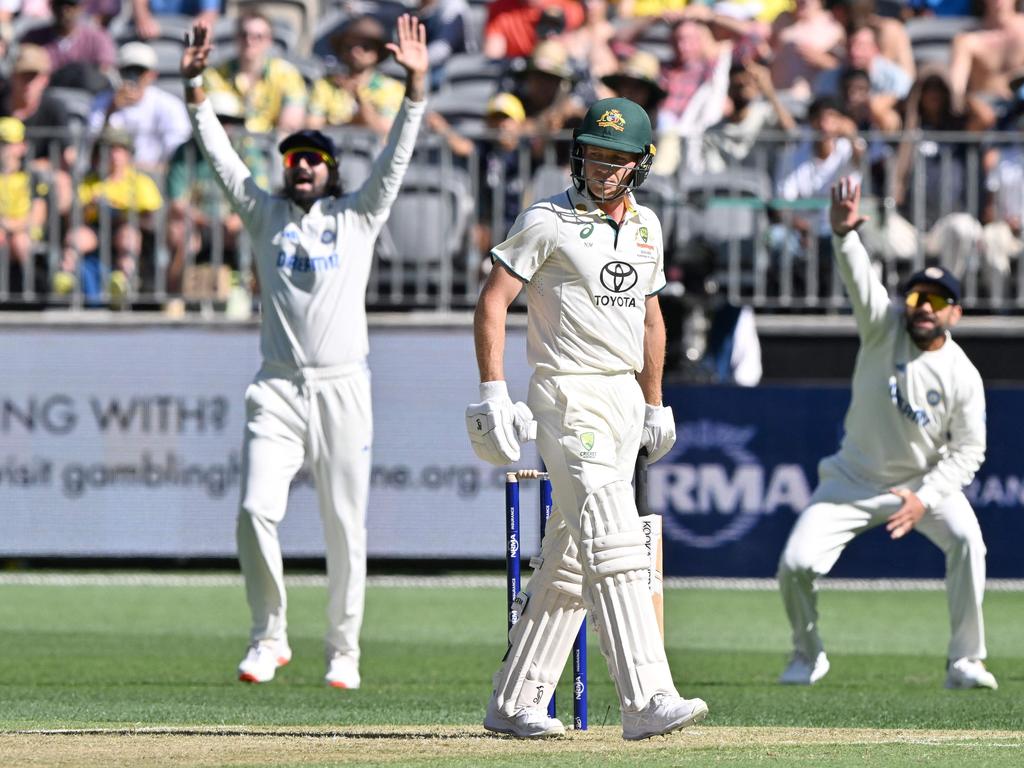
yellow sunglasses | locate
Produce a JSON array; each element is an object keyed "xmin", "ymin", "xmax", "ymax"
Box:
[{"xmin": 905, "ymin": 290, "xmax": 954, "ymax": 311}]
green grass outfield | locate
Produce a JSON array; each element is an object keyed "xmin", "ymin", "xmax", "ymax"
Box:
[{"xmin": 1, "ymin": 576, "xmax": 1022, "ymax": 767}]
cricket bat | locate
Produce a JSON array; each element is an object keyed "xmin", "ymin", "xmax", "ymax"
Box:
[{"xmin": 634, "ymin": 447, "xmax": 664, "ymax": 640}]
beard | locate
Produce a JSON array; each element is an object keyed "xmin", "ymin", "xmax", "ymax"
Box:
[{"xmin": 906, "ymin": 312, "xmax": 945, "ymax": 344}]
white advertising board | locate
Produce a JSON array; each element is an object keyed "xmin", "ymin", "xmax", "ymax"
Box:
[{"xmin": 0, "ymin": 324, "xmax": 540, "ymax": 558}]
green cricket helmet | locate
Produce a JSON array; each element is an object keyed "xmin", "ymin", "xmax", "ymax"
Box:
[{"xmin": 570, "ymin": 97, "xmax": 657, "ymax": 201}]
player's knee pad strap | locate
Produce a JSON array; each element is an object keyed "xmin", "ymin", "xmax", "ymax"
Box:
[{"xmin": 580, "ymin": 482, "xmax": 649, "ymax": 578}]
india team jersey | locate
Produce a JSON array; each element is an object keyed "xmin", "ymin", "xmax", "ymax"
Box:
[
  {"xmin": 829, "ymin": 232, "xmax": 986, "ymax": 509},
  {"xmin": 190, "ymin": 96, "xmax": 424, "ymax": 368},
  {"xmin": 492, "ymin": 185, "xmax": 667, "ymax": 375}
]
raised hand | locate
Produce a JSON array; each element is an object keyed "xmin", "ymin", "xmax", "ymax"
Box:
[
  {"xmin": 386, "ymin": 13, "xmax": 428, "ymax": 77},
  {"xmin": 829, "ymin": 177, "xmax": 869, "ymax": 237},
  {"xmin": 181, "ymin": 21, "xmax": 213, "ymax": 80}
]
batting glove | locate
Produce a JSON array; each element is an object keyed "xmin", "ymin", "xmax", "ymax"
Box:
[
  {"xmin": 465, "ymin": 381, "xmax": 537, "ymax": 466},
  {"xmin": 641, "ymin": 403, "xmax": 676, "ymax": 464}
]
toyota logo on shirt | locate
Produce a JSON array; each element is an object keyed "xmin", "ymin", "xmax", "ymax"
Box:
[{"xmin": 600, "ymin": 261, "xmax": 638, "ymax": 293}]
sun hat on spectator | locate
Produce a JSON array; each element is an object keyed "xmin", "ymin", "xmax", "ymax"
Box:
[
  {"xmin": 13, "ymin": 44, "xmax": 51, "ymax": 75},
  {"xmin": 0, "ymin": 117, "xmax": 26, "ymax": 144},
  {"xmin": 486, "ymin": 92, "xmax": 527, "ymax": 123},
  {"xmin": 526, "ymin": 39, "xmax": 574, "ymax": 81},
  {"xmin": 118, "ymin": 42, "xmax": 158, "ymax": 71},
  {"xmin": 101, "ymin": 126, "xmax": 135, "ymax": 151},
  {"xmin": 601, "ymin": 51, "xmax": 667, "ymax": 101},
  {"xmin": 331, "ymin": 15, "xmax": 390, "ymax": 60}
]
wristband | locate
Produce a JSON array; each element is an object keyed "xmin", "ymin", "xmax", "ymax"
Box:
[{"xmin": 186, "ymin": 74, "xmax": 203, "ymax": 88}]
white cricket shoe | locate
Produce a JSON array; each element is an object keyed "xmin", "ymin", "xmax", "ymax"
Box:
[
  {"xmin": 621, "ymin": 693, "xmax": 709, "ymax": 741},
  {"xmin": 325, "ymin": 652, "xmax": 361, "ymax": 689},
  {"xmin": 483, "ymin": 694, "xmax": 565, "ymax": 738},
  {"xmin": 237, "ymin": 639, "xmax": 292, "ymax": 683},
  {"xmin": 945, "ymin": 658, "xmax": 998, "ymax": 690},
  {"xmin": 779, "ymin": 651, "xmax": 830, "ymax": 685}
]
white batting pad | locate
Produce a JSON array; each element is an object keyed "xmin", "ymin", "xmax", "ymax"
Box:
[
  {"xmin": 492, "ymin": 529, "xmax": 586, "ymax": 715},
  {"xmin": 581, "ymin": 482, "xmax": 676, "ymax": 711}
]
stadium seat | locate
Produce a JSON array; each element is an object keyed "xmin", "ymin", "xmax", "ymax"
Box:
[
  {"xmin": 675, "ymin": 169, "xmax": 773, "ymax": 299},
  {"xmin": 440, "ymin": 53, "xmax": 505, "ymax": 89},
  {"xmin": 906, "ymin": 16, "xmax": 979, "ymax": 65},
  {"xmin": 371, "ymin": 164, "xmax": 474, "ymax": 305},
  {"xmin": 429, "ymin": 81, "xmax": 494, "ymax": 127}
]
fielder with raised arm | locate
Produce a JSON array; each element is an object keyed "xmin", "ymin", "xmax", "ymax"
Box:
[
  {"xmin": 466, "ymin": 97, "xmax": 708, "ymax": 739},
  {"xmin": 179, "ymin": 16, "xmax": 427, "ymax": 689},
  {"xmin": 777, "ymin": 177, "xmax": 996, "ymax": 690}
]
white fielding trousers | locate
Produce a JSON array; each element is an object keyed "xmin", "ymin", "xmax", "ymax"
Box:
[
  {"xmin": 777, "ymin": 459, "xmax": 988, "ymax": 662},
  {"xmin": 236, "ymin": 361, "xmax": 373, "ymax": 659}
]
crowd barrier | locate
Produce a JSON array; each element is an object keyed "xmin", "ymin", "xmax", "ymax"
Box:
[{"xmin": 2, "ymin": 126, "xmax": 1022, "ymax": 313}]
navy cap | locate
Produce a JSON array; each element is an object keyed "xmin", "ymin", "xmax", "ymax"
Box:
[
  {"xmin": 278, "ymin": 130, "xmax": 338, "ymax": 162},
  {"xmin": 902, "ymin": 265, "xmax": 961, "ymax": 305}
]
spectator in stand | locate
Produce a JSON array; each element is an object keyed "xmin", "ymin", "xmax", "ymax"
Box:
[
  {"xmin": 165, "ymin": 90, "xmax": 267, "ymax": 294},
  {"xmin": 564, "ymin": 0, "xmax": 618, "ymax": 84},
  {"xmin": 417, "ymin": 0, "xmax": 469, "ymax": 90},
  {"xmin": 815, "ymin": 22, "xmax": 912, "ymax": 104},
  {"xmin": 615, "ymin": 0, "xmax": 685, "ymax": 18},
  {"xmin": 203, "ymin": 11, "xmax": 306, "ymax": 136},
  {"xmin": 600, "ymin": 50, "xmax": 667, "ymax": 124},
  {"xmin": 428, "ymin": 92, "xmax": 530, "ymax": 257},
  {"xmin": 905, "ymin": 0, "xmax": 976, "ymax": 17},
  {"xmin": 771, "ymin": 96, "xmax": 865, "ymax": 292},
  {"xmin": 884, "ymin": 67, "xmax": 993, "ymax": 283},
  {"xmin": 699, "ymin": 57, "xmax": 797, "ymax": 174},
  {"xmin": 55, "ymin": 127, "xmax": 162, "ymax": 304},
  {"xmin": 511, "ymin": 38, "xmax": 583, "ymax": 135},
  {"xmin": 980, "ymin": 131, "xmax": 1024, "ymax": 302},
  {"xmin": 87, "ymin": 42, "xmax": 192, "ymax": 172},
  {"xmin": 659, "ymin": 18, "xmax": 731, "ymax": 131},
  {"xmin": 770, "ymin": 0, "xmax": 845, "ymax": 102},
  {"xmin": 131, "ymin": 0, "xmax": 220, "ymax": 41},
  {"xmin": 949, "ymin": 0, "xmax": 1024, "ymax": 109},
  {"xmin": 656, "ymin": 17, "xmax": 732, "ymax": 174},
  {"xmin": 306, "ymin": 15, "xmax": 403, "ymax": 137},
  {"xmin": 483, "ymin": 0, "xmax": 584, "ymax": 60},
  {"xmin": 20, "ymin": 0, "xmax": 117, "ymax": 90},
  {"xmin": 0, "ymin": 117, "xmax": 49, "ymax": 295},
  {"xmin": 0, "ymin": 44, "xmax": 73, "ymax": 168},
  {"xmin": 826, "ymin": 0, "xmax": 914, "ymax": 80}
]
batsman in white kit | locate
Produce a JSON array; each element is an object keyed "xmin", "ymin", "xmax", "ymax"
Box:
[
  {"xmin": 180, "ymin": 16, "xmax": 428, "ymax": 687},
  {"xmin": 777, "ymin": 178, "xmax": 997, "ymax": 690},
  {"xmin": 466, "ymin": 97, "xmax": 708, "ymax": 739}
]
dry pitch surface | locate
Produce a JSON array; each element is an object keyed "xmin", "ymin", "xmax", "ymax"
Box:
[{"xmin": 4, "ymin": 726, "xmax": 1023, "ymax": 768}]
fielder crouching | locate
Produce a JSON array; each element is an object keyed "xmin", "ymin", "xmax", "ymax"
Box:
[
  {"xmin": 777, "ymin": 177, "xmax": 996, "ymax": 690},
  {"xmin": 179, "ymin": 16, "xmax": 428, "ymax": 688},
  {"xmin": 466, "ymin": 98, "xmax": 708, "ymax": 739}
]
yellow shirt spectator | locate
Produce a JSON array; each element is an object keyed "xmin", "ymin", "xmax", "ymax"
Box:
[
  {"xmin": 308, "ymin": 71, "xmax": 405, "ymax": 126},
  {"xmin": 0, "ymin": 171, "xmax": 32, "ymax": 221},
  {"xmin": 205, "ymin": 58, "xmax": 308, "ymax": 134},
  {"xmin": 79, "ymin": 168, "xmax": 163, "ymax": 224}
]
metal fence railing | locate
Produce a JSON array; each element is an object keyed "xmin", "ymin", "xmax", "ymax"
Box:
[{"xmin": 1, "ymin": 125, "xmax": 1020, "ymax": 314}]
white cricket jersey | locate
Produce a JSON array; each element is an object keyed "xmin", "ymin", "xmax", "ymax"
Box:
[
  {"xmin": 829, "ymin": 231, "xmax": 986, "ymax": 509},
  {"xmin": 189, "ymin": 96, "xmax": 424, "ymax": 369},
  {"xmin": 491, "ymin": 185, "xmax": 667, "ymax": 375}
]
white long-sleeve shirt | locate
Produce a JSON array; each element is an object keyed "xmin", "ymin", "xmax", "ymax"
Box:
[
  {"xmin": 189, "ymin": 96, "xmax": 424, "ymax": 369},
  {"xmin": 829, "ymin": 231, "xmax": 986, "ymax": 509}
]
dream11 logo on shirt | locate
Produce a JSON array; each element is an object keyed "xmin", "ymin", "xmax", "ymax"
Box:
[{"xmin": 650, "ymin": 420, "xmax": 812, "ymax": 548}]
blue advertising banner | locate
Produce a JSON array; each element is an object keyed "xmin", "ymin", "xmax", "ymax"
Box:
[{"xmin": 657, "ymin": 385, "xmax": 1023, "ymax": 578}]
